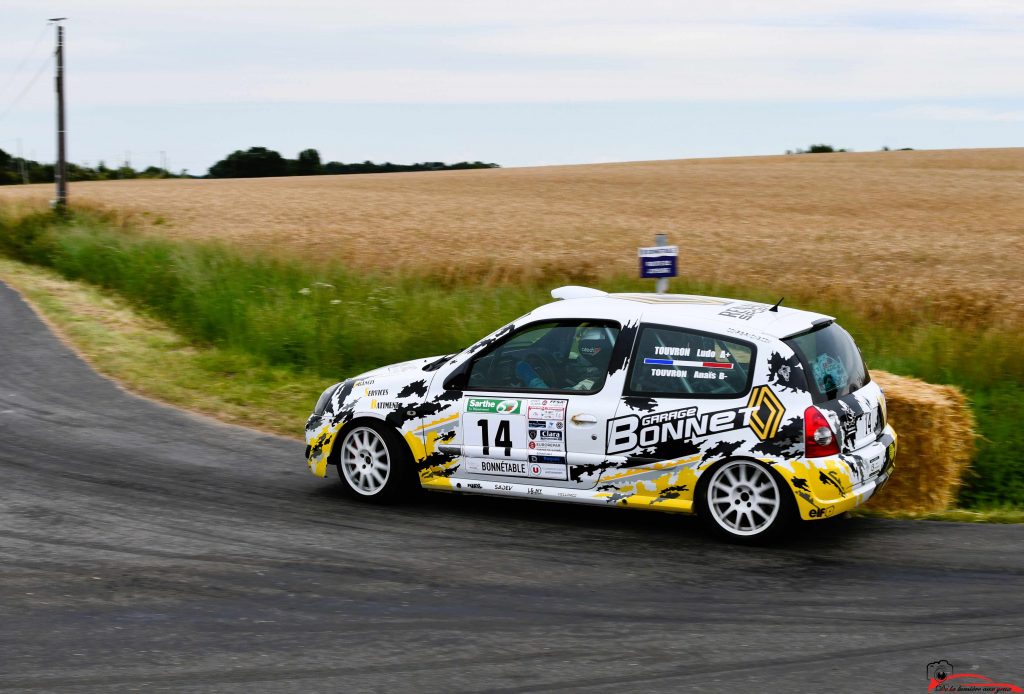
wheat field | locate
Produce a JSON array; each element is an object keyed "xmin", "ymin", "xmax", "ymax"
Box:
[{"xmin": 2, "ymin": 147, "xmax": 1022, "ymax": 324}]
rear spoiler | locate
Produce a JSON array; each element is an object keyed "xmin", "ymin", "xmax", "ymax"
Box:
[
  {"xmin": 781, "ymin": 317, "xmax": 834, "ymax": 340},
  {"xmin": 551, "ymin": 286, "xmax": 608, "ymax": 300}
]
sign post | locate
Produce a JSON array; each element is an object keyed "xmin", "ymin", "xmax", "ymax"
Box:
[{"xmin": 638, "ymin": 234, "xmax": 678, "ymax": 294}]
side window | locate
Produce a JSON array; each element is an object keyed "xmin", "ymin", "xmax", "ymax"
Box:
[
  {"xmin": 467, "ymin": 321, "xmax": 620, "ymax": 394},
  {"xmin": 627, "ymin": 325, "xmax": 754, "ymax": 398}
]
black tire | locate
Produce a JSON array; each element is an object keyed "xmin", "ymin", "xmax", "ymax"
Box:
[
  {"xmin": 334, "ymin": 420, "xmax": 417, "ymax": 503},
  {"xmin": 697, "ymin": 459, "xmax": 794, "ymax": 543}
]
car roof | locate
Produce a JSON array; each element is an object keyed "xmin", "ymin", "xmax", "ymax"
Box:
[{"xmin": 531, "ymin": 288, "xmax": 835, "ymax": 341}]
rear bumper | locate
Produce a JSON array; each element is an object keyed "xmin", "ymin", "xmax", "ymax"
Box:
[{"xmin": 775, "ymin": 426, "xmax": 897, "ymax": 520}]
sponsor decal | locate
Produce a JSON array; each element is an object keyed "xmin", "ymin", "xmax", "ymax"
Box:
[
  {"xmin": 528, "ymin": 420, "xmax": 549, "ymax": 428},
  {"xmin": 557, "ymin": 491, "xmax": 578, "ymax": 498},
  {"xmin": 726, "ymin": 327, "xmax": 769, "ymax": 343},
  {"xmin": 529, "ymin": 455, "xmax": 566, "ymax": 464},
  {"xmin": 605, "ymin": 386, "xmax": 785, "ymax": 455},
  {"xmin": 525, "ymin": 457, "xmax": 568, "ymax": 479},
  {"xmin": 354, "ymin": 378, "xmax": 375, "ymax": 386},
  {"xmin": 528, "ymin": 430, "xmax": 537, "ymax": 440},
  {"xmin": 539, "ymin": 430, "xmax": 563, "ymax": 440},
  {"xmin": 926, "ymin": 659, "xmax": 1022, "ymax": 692},
  {"xmin": 718, "ymin": 302, "xmax": 770, "ymax": 320},
  {"xmin": 528, "ymin": 462, "xmax": 567, "ymax": 480},
  {"xmin": 466, "ymin": 459, "xmax": 528, "ymax": 476},
  {"xmin": 526, "ymin": 399, "xmax": 567, "ymax": 421},
  {"xmin": 527, "ymin": 487, "xmax": 544, "ymax": 495},
  {"xmin": 365, "ymin": 388, "xmax": 389, "ymax": 397},
  {"xmin": 495, "ymin": 483, "xmax": 513, "ymax": 491},
  {"xmin": 466, "ymin": 483, "xmax": 482, "ymax": 489},
  {"xmin": 531, "ymin": 442, "xmax": 563, "ymax": 452},
  {"xmin": 371, "ymin": 400, "xmax": 403, "ymax": 410},
  {"xmin": 807, "ymin": 505, "xmax": 835, "ymax": 518},
  {"xmin": 745, "ymin": 385, "xmax": 786, "ymax": 440},
  {"xmin": 528, "ymin": 407, "xmax": 565, "ymax": 420},
  {"xmin": 466, "ymin": 398, "xmax": 521, "ymax": 415}
]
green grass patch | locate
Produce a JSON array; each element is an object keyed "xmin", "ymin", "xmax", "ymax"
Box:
[{"xmin": 1, "ymin": 207, "xmax": 1021, "ymax": 509}]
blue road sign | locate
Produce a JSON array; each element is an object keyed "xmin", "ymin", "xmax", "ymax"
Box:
[{"xmin": 638, "ymin": 245, "xmax": 678, "ymax": 279}]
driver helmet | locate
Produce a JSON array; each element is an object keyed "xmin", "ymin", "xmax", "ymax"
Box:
[{"xmin": 578, "ymin": 327, "xmax": 612, "ymax": 359}]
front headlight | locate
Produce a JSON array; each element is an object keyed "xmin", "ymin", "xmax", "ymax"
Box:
[{"xmin": 314, "ymin": 382, "xmax": 343, "ymax": 416}]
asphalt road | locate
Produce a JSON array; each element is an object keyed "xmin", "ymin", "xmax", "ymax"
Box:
[{"xmin": 1, "ymin": 280, "xmax": 1022, "ymax": 694}]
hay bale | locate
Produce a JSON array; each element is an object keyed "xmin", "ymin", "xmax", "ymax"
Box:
[{"xmin": 866, "ymin": 370, "xmax": 976, "ymax": 512}]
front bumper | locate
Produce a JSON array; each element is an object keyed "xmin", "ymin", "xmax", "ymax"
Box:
[{"xmin": 305, "ymin": 413, "xmax": 342, "ymax": 478}]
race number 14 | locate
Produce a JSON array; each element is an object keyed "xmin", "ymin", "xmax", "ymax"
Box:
[{"xmin": 477, "ymin": 419, "xmax": 512, "ymax": 457}]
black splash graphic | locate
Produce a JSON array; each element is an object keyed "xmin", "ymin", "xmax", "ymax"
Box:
[
  {"xmin": 766, "ymin": 351, "xmax": 808, "ymax": 393},
  {"xmin": 437, "ymin": 429, "xmax": 457, "ymax": 442},
  {"xmin": 844, "ymin": 453, "xmax": 865, "ymax": 483},
  {"xmin": 701, "ymin": 439, "xmax": 743, "ymax": 462},
  {"xmin": 308, "ymin": 431, "xmax": 330, "ymax": 459},
  {"xmin": 467, "ymin": 323, "xmax": 515, "ymax": 354},
  {"xmin": 607, "ymin": 320, "xmax": 639, "ymax": 376},
  {"xmin": 791, "ymin": 476, "xmax": 810, "ymax": 492},
  {"xmin": 569, "ymin": 460, "xmax": 618, "ymax": 482},
  {"xmin": 385, "ymin": 388, "xmax": 462, "ymax": 428},
  {"xmin": 651, "ymin": 484, "xmax": 690, "ymax": 503},
  {"xmin": 625, "ymin": 437, "xmax": 702, "ymax": 468},
  {"xmin": 416, "ymin": 445, "xmax": 458, "ymax": 471},
  {"xmin": 423, "ymin": 354, "xmax": 455, "ymax": 372},
  {"xmin": 430, "ymin": 463, "xmax": 460, "ymax": 477},
  {"xmin": 819, "ymin": 470, "xmax": 846, "ymax": 497},
  {"xmin": 622, "ymin": 396, "xmax": 658, "ymax": 412},
  {"xmin": 752, "ymin": 416, "xmax": 804, "ymax": 458},
  {"xmin": 328, "ymin": 380, "xmax": 357, "ymax": 427},
  {"xmin": 397, "ymin": 379, "xmax": 428, "ymax": 399}
]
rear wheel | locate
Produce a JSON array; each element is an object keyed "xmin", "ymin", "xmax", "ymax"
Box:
[
  {"xmin": 700, "ymin": 460, "xmax": 792, "ymax": 542},
  {"xmin": 336, "ymin": 422, "xmax": 414, "ymax": 502}
]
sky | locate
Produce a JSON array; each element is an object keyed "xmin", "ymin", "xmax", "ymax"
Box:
[{"xmin": 1, "ymin": 0, "xmax": 1022, "ymax": 174}]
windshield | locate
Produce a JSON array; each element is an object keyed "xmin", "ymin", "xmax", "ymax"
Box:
[{"xmin": 785, "ymin": 323, "xmax": 869, "ymax": 402}]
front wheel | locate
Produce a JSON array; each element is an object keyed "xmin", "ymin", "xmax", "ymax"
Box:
[
  {"xmin": 336, "ymin": 422, "xmax": 414, "ymax": 502},
  {"xmin": 700, "ymin": 460, "xmax": 792, "ymax": 542}
]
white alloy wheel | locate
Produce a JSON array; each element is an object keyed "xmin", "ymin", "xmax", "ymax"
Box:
[
  {"xmin": 340, "ymin": 426, "xmax": 392, "ymax": 496},
  {"xmin": 706, "ymin": 460, "xmax": 782, "ymax": 538}
]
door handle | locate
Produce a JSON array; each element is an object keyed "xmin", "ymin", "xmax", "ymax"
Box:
[{"xmin": 571, "ymin": 413, "xmax": 598, "ymax": 425}]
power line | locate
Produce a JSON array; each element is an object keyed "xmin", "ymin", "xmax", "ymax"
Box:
[
  {"xmin": 0, "ymin": 52, "xmax": 53, "ymax": 124},
  {"xmin": 0, "ymin": 23, "xmax": 50, "ymax": 105}
]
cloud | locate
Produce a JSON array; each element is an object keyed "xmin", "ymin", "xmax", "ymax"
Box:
[{"xmin": 2, "ymin": 0, "xmax": 1023, "ymax": 106}]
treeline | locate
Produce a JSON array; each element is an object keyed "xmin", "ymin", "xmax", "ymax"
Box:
[
  {"xmin": 207, "ymin": 147, "xmax": 499, "ymax": 178},
  {"xmin": 785, "ymin": 144, "xmax": 915, "ymax": 154},
  {"xmin": 0, "ymin": 148, "xmax": 182, "ymax": 185}
]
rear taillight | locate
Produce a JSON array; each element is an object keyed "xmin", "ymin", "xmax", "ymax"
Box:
[{"xmin": 804, "ymin": 405, "xmax": 839, "ymax": 457}]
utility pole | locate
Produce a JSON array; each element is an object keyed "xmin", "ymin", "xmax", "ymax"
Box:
[
  {"xmin": 16, "ymin": 138, "xmax": 29, "ymax": 184},
  {"xmin": 50, "ymin": 18, "xmax": 68, "ymax": 211}
]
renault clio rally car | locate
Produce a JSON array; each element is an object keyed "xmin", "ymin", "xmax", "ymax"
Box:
[{"xmin": 305, "ymin": 287, "xmax": 897, "ymax": 541}]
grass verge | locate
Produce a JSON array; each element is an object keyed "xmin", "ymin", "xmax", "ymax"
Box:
[{"xmin": 1, "ymin": 208, "xmax": 1021, "ymax": 510}]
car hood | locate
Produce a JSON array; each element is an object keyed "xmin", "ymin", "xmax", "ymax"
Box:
[{"xmin": 353, "ymin": 355, "xmax": 446, "ymax": 382}]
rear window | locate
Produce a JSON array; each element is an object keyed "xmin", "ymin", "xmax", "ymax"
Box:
[{"xmin": 785, "ymin": 323, "xmax": 869, "ymax": 402}]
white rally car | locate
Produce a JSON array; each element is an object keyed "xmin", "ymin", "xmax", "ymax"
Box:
[{"xmin": 305, "ymin": 287, "xmax": 897, "ymax": 541}]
